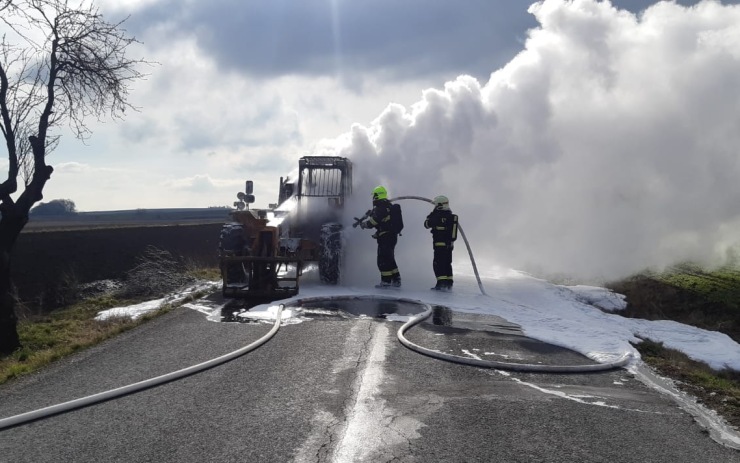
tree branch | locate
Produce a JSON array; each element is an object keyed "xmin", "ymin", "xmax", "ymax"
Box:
[{"xmin": 0, "ymin": 0, "xmax": 149, "ymax": 212}]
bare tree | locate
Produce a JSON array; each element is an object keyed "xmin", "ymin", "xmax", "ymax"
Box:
[{"xmin": 0, "ymin": 0, "xmax": 147, "ymax": 354}]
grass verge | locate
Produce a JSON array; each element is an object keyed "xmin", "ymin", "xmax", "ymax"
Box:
[
  {"xmin": 0, "ymin": 262, "xmax": 221, "ymax": 386},
  {"xmin": 0, "ymin": 296, "xmax": 173, "ymax": 385},
  {"xmin": 632, "ymin": 338, "xmax": 740, "ymax": 430},
  {"xmin": 608, "ymin": 265, "xmax": 740, "ymax": 431}
]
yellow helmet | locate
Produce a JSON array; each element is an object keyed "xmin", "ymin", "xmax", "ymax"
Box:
[{"xmin": 372, "ymin": 185, "xmax": 388, "ymax": 200}]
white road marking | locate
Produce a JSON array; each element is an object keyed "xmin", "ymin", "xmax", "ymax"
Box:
[{"xmin": 332, "ymin": 322, "xmax": 423, "ymax": 462}]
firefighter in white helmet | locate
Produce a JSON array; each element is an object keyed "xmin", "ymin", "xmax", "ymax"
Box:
[{"xmin": 424, "ymin": 195, "xmax": 458, "ymax": 291}]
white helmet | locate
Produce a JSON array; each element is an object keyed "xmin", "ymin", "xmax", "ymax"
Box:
[{"xmin": 433, "ymin": 195, "xmax": 450, "ymax": 210}]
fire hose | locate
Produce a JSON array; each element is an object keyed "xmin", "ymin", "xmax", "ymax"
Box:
[
  {"xmin": 0, "ymin": 296, "xmax": 631, "ymax": 431},
  {"xmin": 0, "ymin": 217, "xmax": 632, "ymax": 430},
  {"xmin": 0, "ymin": 306, "xmax": 283, "ymax": 431}
]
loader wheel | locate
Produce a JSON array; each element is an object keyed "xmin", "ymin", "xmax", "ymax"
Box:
[
  {"xmin": 219, "ymin": 223, "xmax": 245, "ymax": 253},
  {"xmin": 319, "ymin": 222, "xmax": 342, "ymax": 284},
  {"xmin": 219, "ymin": 224, "xmax": 247, "ymax": 286}
]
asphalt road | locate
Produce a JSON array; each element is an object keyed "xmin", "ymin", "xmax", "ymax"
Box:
[{"xmin": 1, "ymin": 302, "xmax": 739, "ymax": 463}]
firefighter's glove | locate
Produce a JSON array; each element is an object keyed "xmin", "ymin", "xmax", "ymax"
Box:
[{"xmin": 360, "ymin": 221, "xmax": 370, "ymax": 229}]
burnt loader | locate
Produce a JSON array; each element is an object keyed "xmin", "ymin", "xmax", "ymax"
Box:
[{"xmin": 218, "ymin": 156, "xmax": 352, "ymax": 299}]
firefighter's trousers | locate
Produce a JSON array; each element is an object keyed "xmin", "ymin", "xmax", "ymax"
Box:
[
  {"xmin": 433, "ymin": 244, "xmax": 453, "ymax": 286},
  {"xmin": 377, "ymin": 233, "xmax": 401, "ymax": 283}
]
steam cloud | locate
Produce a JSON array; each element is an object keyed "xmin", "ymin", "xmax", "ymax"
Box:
[{"xmin": 323, "ymin": 0, "xmax": 740, "ymax": 284}]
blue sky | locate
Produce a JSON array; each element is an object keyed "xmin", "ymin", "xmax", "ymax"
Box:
[{"xmin": 19, "ymin": 0, "xmax": 740, "ymax": 280}]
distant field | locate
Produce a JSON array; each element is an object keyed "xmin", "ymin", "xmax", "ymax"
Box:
[
  {"xmin": 25, "ymin": 208, "xmax": 232, "ymax": 231},
  {"xmin": 14, "ymin": 210, "xmax": 232, "ymax": 311}
]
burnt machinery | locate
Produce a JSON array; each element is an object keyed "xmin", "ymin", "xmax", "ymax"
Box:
[{"xmin": 218, "ymin": 156, "xmax": 353, "ymax": 299}]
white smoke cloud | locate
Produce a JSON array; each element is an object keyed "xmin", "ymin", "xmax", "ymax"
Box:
[{"xmin": 328, "ymin": 0, "xmax": 740, "ymax": 283}]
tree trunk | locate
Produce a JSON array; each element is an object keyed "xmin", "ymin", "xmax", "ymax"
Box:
[
  {"xmin": 0, "ymin": 248, "xmax": 19, "ymax": 354},
  {"xmin": 0, "ymin": 211, "xmax": 26, "ymax": 355}
]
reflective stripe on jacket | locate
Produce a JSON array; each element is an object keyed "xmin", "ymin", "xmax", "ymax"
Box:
[
  {"xmin": 424, "ymin": 209, "xmax": 457, "ymax": 245},
  {"xmin": 368, "ymin": 199, "xmax": 393, "ymax": 237}
]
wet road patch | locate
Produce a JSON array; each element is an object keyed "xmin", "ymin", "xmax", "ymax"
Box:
[{"xmin": 218, "ymin": 296, "xmax": 523, "ymax": 337}]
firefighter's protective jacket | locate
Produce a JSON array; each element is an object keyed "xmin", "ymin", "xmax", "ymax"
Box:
[
  {"xmin": 424, "ymin": 209, "xmax": 458, "ymax": 246},
  {"xmin": 367, "ymin": 199, "xmax": 393, "ymax": 238}
]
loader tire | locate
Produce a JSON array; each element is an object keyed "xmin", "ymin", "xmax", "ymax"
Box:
[
  {"xmin": 219, "ymin": 223, "xmax": 245, "ymax": 254},
  {"xmin": 219, "ymin": 224, "xmax": 247, "ymax": 286},
  {"xmin": 319, "ymin": 222, "xmax": 342, "ymax": 284}
]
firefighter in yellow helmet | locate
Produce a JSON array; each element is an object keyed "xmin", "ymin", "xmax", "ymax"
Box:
[
  {"xmin": 424, "ymin": 195, "xmax": 457, "ymax": 291},
  {"xmin": 359, "ymin": 185, "xmax": 402, "ymax": 288}
]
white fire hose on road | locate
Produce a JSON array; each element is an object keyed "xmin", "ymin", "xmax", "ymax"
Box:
[{"xmin": 0, "ymin": 306, "xmax": 284, "ymax": 431}]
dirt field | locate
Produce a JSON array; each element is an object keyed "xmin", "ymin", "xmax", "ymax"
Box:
[{"xmin": 12, "ymin": 223, "xmax": 224, "ymax": 310}]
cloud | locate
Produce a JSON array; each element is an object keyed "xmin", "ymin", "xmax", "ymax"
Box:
[
  {"xmin": 67, "ymin": 34, "xmax": 444, "ymax": 210},
  {"xmin": 116, "ymin": 0, "xmax": 538, "ymax": 85},
  {"xmin": 119, "ymin": 38, "xmax": 303, "ymax": 154},
  {"xmin": 164, "ymin": 174, "xmax": 243, "ymax": 192},
  {"xmin": 111, "ymin": 0, "xmax": 740, "ymax": 86},
  {"xmin": 42, "ymin": 0, "xmax": 740, "ymax": 229},
  {"xmin": 329, "ymin": 0, "xmax": 740, "ymax": 282},
  {"xmin": 53, "ymin": 162, "xmax": 128, "ymax": 174},
  {"xmin": 44, "ymin": 164, "xmax": 248, "ymax": 211}
]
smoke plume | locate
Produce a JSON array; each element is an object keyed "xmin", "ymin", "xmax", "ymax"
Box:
[{"xmin": 324, "ymin": 0, "xmax": 740, "ymax": 284}]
